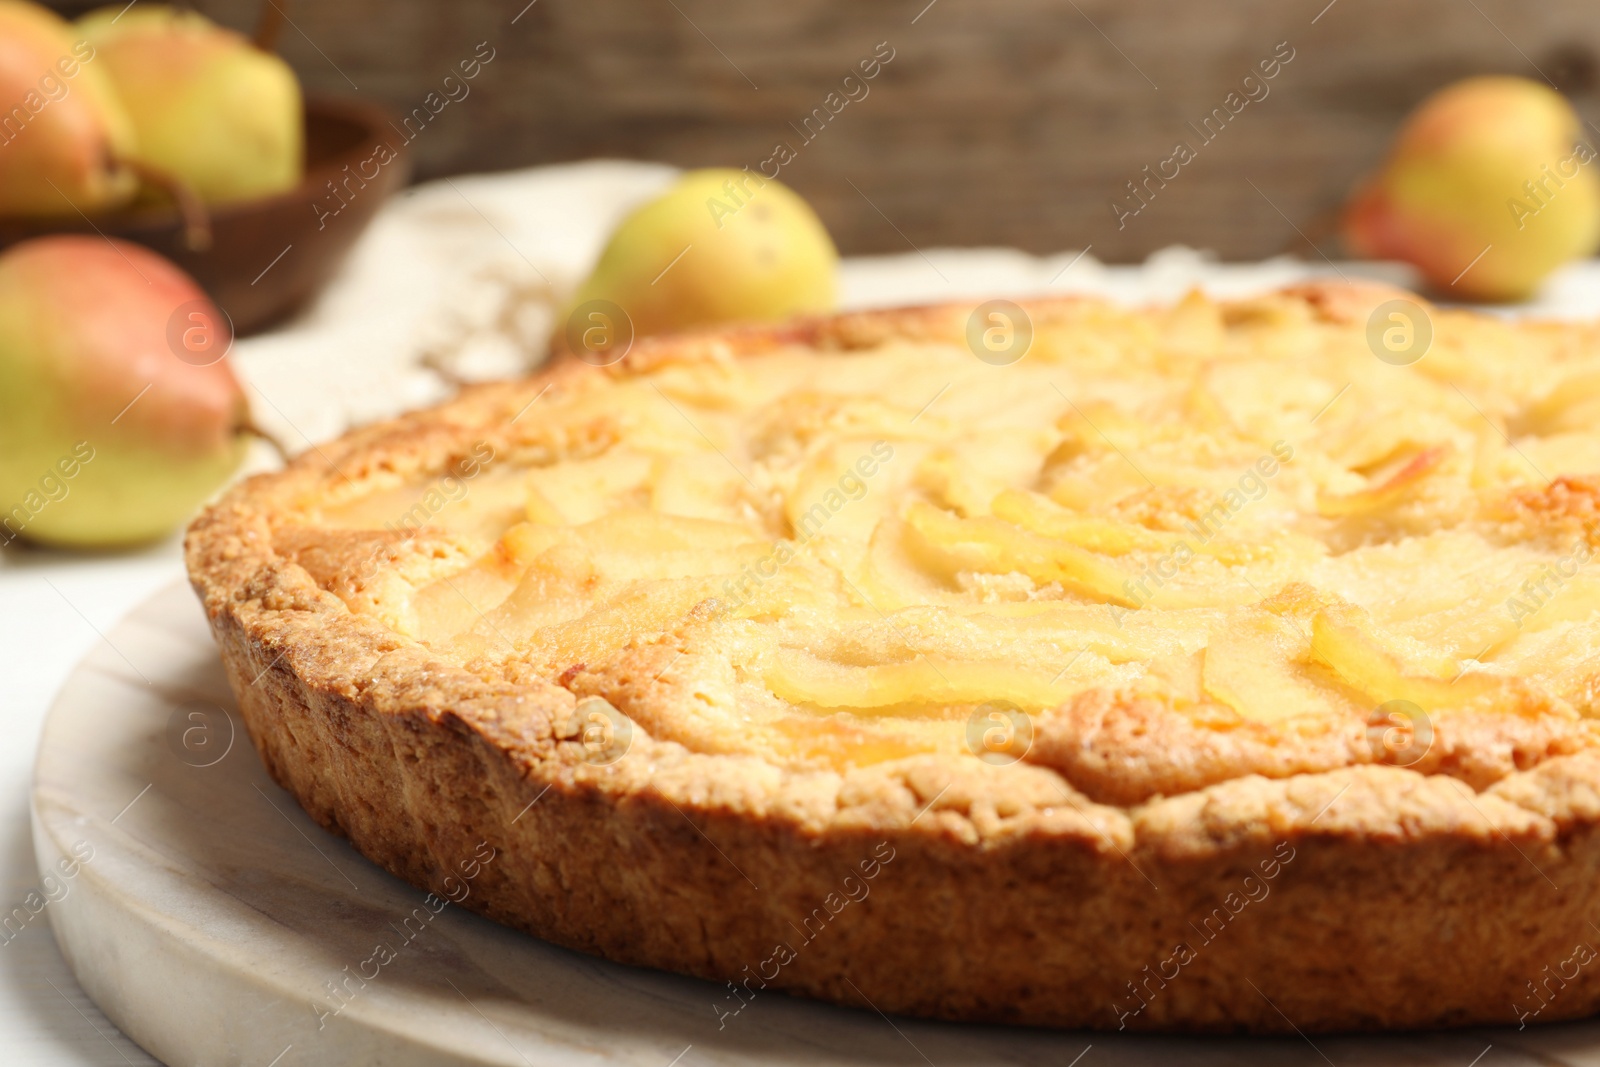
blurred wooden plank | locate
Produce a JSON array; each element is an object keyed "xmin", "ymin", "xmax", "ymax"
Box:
[{"xmin": 47, "ymin": 0, "xmax": 1600, "ymax": 261}]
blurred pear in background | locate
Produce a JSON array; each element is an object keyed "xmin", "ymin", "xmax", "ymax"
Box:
[
  {"xmin": 1344, "ymin": 75, "xmax": 1600, "ymax": 301},
  {"xmin": 0, "ymin": 0, "xmax": 136, "ymax": 215},
  {"xmin": 78, "ymin": 5, "xmax": 303, "ymax": 205},
  {"xmin": 0, "ymin": 236, "xmax": 250, "ymax": 548},
  {"xmin": 560, "ymin": 168, "xmax": 839, "ymax": 349}
]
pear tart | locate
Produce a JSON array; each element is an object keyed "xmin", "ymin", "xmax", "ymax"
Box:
[{"xmin": 187, "ymin": 283, "xmax": 1600, "ymax": 1033}]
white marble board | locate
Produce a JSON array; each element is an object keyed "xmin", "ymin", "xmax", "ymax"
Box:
[{"xmin": 29, "ymin": 581, "xmax": 1600, "ymax": 1067}]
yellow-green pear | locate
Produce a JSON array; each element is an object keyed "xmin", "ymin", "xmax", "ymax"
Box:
[
  {"xmin": 1343, "ymin": 76, "xmax": 1600, "ymax": 302},
  {"xmin": 560, "ymin": 168, "xmax": 837, "ymax": 353},
  {"xmin": 77, "ymin": 5, "xmax": 303, "ymax": 205},
  {"xmin": 0, "ymin": 0, "xmax": 137, "ymax": 214},
  {"xmin": 0, "ymin": 236, "xmax": 250, "ymax": 548}
]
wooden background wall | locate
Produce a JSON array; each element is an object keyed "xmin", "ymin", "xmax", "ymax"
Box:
[{"xmin": 48, "ymin": 0, "xmax": 1600, "ymax": 262}]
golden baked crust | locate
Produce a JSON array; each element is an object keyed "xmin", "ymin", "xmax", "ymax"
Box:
[{"xmin": 187, "ymin": 284, "xmax": 1600, "ymax": 1033}]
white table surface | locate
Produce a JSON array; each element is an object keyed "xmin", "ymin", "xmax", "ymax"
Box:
[{"xmin": 8, "ymin": 158, "xmax": 1600, "ymax": 1065}]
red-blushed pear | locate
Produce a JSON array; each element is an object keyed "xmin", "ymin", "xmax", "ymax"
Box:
[
  {"xmin": 557, "ymin": 168, "xmax": 837, "ymax": 352},
  {"xmin": 0, "ymin": 236, "xmax": 249, "ymax": 548},
  {"xmin": 0, "ymin": 0, "xmax": 137, "ymax": 214},
  {"xmin": 76, "ymin": 5, "xmax": 302, "ymax": 205},
  {"xmin": 1343, "ymin": 76, "xmax": 1600, "ymax": 302}
]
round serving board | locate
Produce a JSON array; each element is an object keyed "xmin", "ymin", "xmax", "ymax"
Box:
[{"xmin": 30, "ymin": 581, "xmax": 1600, "ymax": 1066}]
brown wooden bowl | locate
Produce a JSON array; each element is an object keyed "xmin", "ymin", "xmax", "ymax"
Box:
[{"xmin": 0, "ymin": 95, "xmax": 410, "ymax": 336}]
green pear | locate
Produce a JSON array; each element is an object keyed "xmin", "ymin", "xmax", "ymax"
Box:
[
  {"xmin": 560, "ymin": 168, "xmax": 837, "ymax": 353},
  {"xmin": 77, "ymin": 5, "xmax": 303, "ymax": 205},
  {"xmin": 1343, "ymin": 76, "xmax": 1600, "ymax": 301},
  {"xmin": 0, "ymin": 0, "xmax": 137, "ymax": 214},
  {"xmin": 0, "ymin": 236, "xmax": 250, "ymax": 548}
]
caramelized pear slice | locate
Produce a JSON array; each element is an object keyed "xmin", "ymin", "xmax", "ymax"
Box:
[
  {"xmin": 1316, "ymin": 445, "xmax": 1450, "ymax": 517},
  {"xmin": 764, "ymin": 647, "xmax": 1074, "ymax": 712},
  {"xmin": 1202, "ymin": 609, "xmax": 1354, "ymax": 722},
  {"xmin": 903, "ymin": 500, "xmax": 1137, "ymax": 605},
  {"xmin": 1308, "ymin": 605, "xmax": 1548, "ymax": 714}
]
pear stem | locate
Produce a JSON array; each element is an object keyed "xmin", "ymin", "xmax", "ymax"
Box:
[
  {"xmin": 242, "ymin": 418, "xmax": 293, "ymax": 465},
  {"xmin": 1281, "ymin": 201, "xmax": 1342, "ymax": 259},
  {"xmin": 420, "ymin": 349, "xmax": 471, "ymax": 391},
  {"xmin": 254, "ymin": 0, "xmax": 287, "ymax": 53},
  {"xmin": 115, "ymin": 157, "xmax": 212, "ymax": 252}
]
